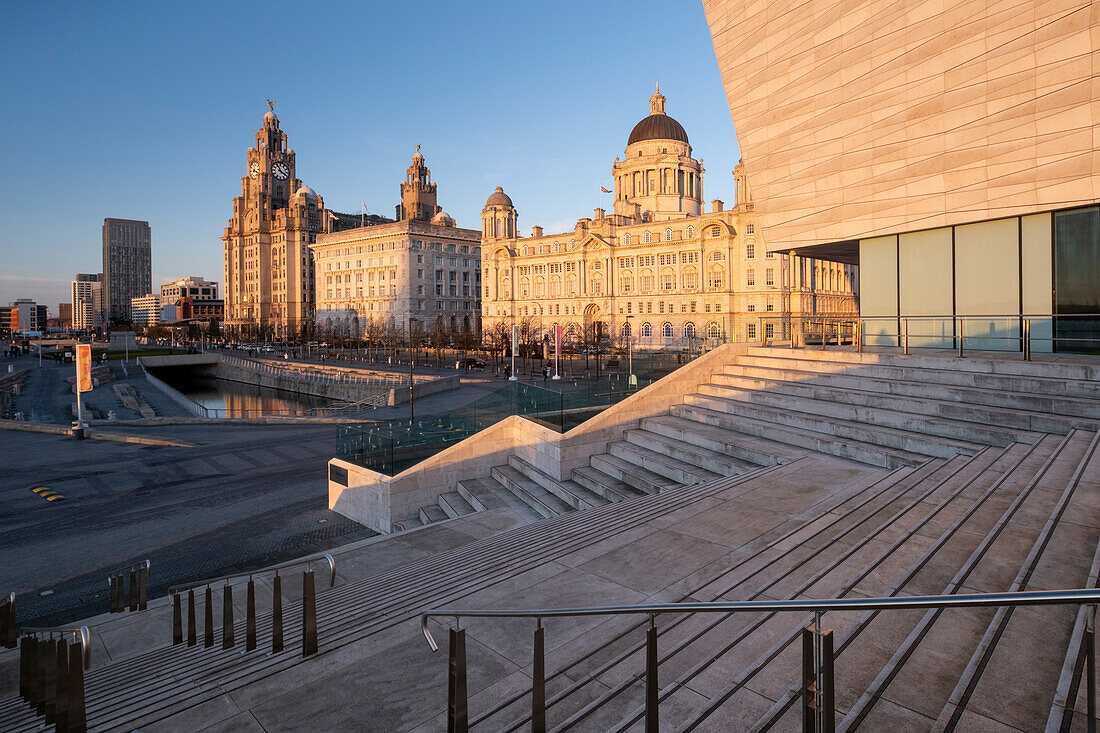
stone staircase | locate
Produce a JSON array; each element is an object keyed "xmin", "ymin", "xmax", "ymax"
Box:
[
  {"xmin": 414, "ymin": 349, "xmax": 1098, "ymax": 524},
  {"xmin": 2, "ymin": 348, "xmax": 1097, "ymax": 731}
]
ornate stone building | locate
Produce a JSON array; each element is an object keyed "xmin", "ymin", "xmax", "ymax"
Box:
[
  {"xmin": 221, "ymin": 106, "xmax": 373, "ymax": 338},
  {"xmin": 311, "ymin": 149, "xmax": 481, "ymax": 341},
  {"xmin": 480, "ymin": 88, "xmax": 857, "ymax": 349}
]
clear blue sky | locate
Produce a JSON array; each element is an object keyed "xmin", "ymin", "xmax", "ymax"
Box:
[{"xmin": 0, "ymin": 0, "xmax": 741, "ymax": 312}]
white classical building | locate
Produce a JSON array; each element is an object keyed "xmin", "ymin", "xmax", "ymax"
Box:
[
  {"xmin": 480, "ymin": 88, "xmax": 857, "ymax": 349},
  {"xmin": 310, "ymin": 150, "xmax": 482, "ymax": 340}
]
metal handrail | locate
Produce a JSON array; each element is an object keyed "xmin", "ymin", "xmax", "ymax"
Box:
[
  {"xmin": 167, "ymin": 553, "xmax": 335, "ymax": 596},
  {"xmin": 19, "ymin": 625, "xmax": 91, "ymax": 669},
  {"xmin": 106, "ymin": 559, "xmax": 150, "ymax": 580},
  {"xmin": 420, "ymin": 587, "xmax": 1100, "ymax": 652}
]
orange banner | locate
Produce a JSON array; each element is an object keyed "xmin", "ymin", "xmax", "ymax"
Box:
[{"xmin": 76, "ymin": 344, "xmax": 92, "ymax": 393}]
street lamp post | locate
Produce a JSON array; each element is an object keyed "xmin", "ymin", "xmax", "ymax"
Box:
[{"xmin": 626, "ymin": 315, "xmax": 636, "ymax": 388}]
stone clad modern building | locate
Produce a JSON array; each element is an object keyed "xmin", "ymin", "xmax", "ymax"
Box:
[
  {"xmin": 703, "ymin": 0, "xmax": 1100, "ymax": 351},
  {"xmin": 102, "ymin": 218, "xmax": 151, "ymax": 323},
  {"xmin": 480, "ymin": 88, "xmax": 857, "ymax": 349},
  {"xmin": 311, "ymin": 149, "xmax": 482, "ymax": 340}
]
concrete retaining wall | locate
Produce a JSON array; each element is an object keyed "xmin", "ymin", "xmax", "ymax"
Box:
[
  {"xmin": 142, "ymin": 366, "xmax": 209, "ymax": 418},
  {"xmin": 329, "ymin": 343, "xmax": 749, "ymax": 532},
  {"xmin": 386, "ymin": 374, "xmax": 461, "ymax": 406}
]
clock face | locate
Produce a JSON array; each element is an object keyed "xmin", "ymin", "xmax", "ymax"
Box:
[
  {"xmin": 271, "ymin": 162, "xmax": 290, "ymax": 181},
  {"xmin": 248, "ymin": 162, "xmax": 260, "ymax": 179}
]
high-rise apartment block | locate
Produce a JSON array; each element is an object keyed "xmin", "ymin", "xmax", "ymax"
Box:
[
  {"xmin": 71, "ymin": 273, "xmax": 103, "ymax": 331},
  {"xmin": 102, "ymin": 218, "xmax": 151, "ymax": 323}
]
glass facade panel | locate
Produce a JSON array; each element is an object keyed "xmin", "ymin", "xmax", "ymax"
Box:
[{"xmin": 1054, "ymin": 207, "xmax": 1100, "ymax": 351}]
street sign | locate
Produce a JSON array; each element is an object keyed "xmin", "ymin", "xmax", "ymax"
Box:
[{"xmin": 76, "ymin": 344, "xmax": 92, "ymax": 392}]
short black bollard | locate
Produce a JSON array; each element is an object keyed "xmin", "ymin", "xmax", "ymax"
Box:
[
  {"xmin": 302, "ymin": 569, "xmax": 317, "ymax": 657},
  {"xmin": 246, "ymin": 579, "xmax": 257, "ymax": 652},
  {"xmin": 272, "ymin": 575, "xmax": 284, "ymax": 654},
  {"xmin": 187, "ymin": 589, "xmax": 197, "ymax": 647},
  {"xmin": 68, "ymin": 640, "xmax": 86, "ymax": 733},
  {"xmin": 222, "ymin": 583, "xmax": 234, "ymax": 649},
  {"xmin": 129, "ymin": 569, "xmax": 138, "ymax": 612},
  {"xmin": 204, "ymin": 586, "xmax": 214, "ymax": 648},
  {"xmin": 172, "ymin": 593, "xmax": 182, "ymax": 645},
  {"xmin": 55, "ymin": 637, "xmax": 69, "ymax": 733},
  {"xmin": 138, "ymin": 564, "xmax": 148, "ymax": 611},
  {"xmin": 42, "ymin": 638, "xmax": 57, "ymax": 721}
]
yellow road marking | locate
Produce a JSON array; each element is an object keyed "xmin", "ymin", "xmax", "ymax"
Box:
[{"xmin": 30, "ymin": 487, "xmax": 65, "ymax": 502}]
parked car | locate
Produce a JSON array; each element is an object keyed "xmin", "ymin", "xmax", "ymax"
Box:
[{"xmin": 456, "ymin": 358, "xmax": 486, "ymax": 369}]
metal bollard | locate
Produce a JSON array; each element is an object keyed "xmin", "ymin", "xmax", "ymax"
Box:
[
  {"xmin": 42, "ymin": 638, "xmax": 56, "ymax": 721},
  {"xmin": 272, "ymin": 574, "xmax": 283, "ymax": 653},
  {"xmin": 129, "ymin": 568, "xmax": 138, "ymax": 612},
  {"xmin": 55, "ymin": 637, "xmax": 69, "ymax": 733},
  {"xmin": 958, "ymin": 318, "xmax": 965, "ymax": 358},
  {"xmin": 172, "ymin": 593, "xmax": 182, "ymax": 645},
  {"xmin": 187, "ymin": 589, "xmax": 197, "ymax": 646},
  {"xmin": 204, "ymin": 586, "xmax": 214, "ymax": 648},
  {"xmin": 138, "ymin": 563, "xmax": 148, "ymax": 611},
  {"xmin": 222, "ymin": 583, "xmax": 234, "ymax": 649},
  {"xmin": 246, "ymin": 579, "xmax": 257, "ymax": 652},
  {"xmin": 68, "ymin": 640, "xmax": 86, "ymax": 733},
  {"xmin": 108, "ymin": 576, "xmax": 117, "ymax": 614},
  {"xmin": 902, "ymin": 319, "xmax": 909, "ymax": 356},
  {"xmin": 302, "ymin": 569, "xmax": 317, "ymax": 657}
]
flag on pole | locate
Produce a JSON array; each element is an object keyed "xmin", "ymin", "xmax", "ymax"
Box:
[
  {"xmin": 512, "ymin": 325, "xmax": 520, "ymax": 357},
  {"xmin": 75, "ymin": 344, "xmax": 92, "ymax": 392},
  {"xmin": 361, "ymin": 202, "xmax": 368, "ymax": 213},
  {"xmin": 600, "ymin": 186, "xmax": 612, "ymax": 193}
]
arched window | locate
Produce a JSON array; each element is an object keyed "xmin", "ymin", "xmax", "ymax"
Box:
[
  {"xmin": 643, "ymin": 231, "xmax": 652, "ymax": 244},
  {"xmin": 621, "ymin": 322, "xmax": 631, "ymax": 338},
  {"xmin": 554, "ymin": 242, "xmax": 560, "ymax": 252},
  {"xmin": 501, "ymin": 276, "xmax": 511, "ymax": 299},
  {"xmin": 661, "ymin": 322, "xmax": 673, "ymax": 338},
  {"xmin": 663, "ymin": 228, "xmax": 672, "ymax": 242},
  {"xmin": 684, "ymin": 322, "xmax": 696, "ymax": 339},
  {"xmin": 623, "ymin": 233, "xmax": 631, "ymax": 246},
  {"xmin": 522, "ymin": 246, "xmax": 529, "ymax": 255},
  {"xmin": 641, "ymin": 322, "xmax": 653, "ymax": 337},
  {"xmin": 686, "ymin": 226, "xmax": 695, "ymax": 238},
  {"xmin": 707, "ymin": 321, "xmax": 721, "ymax": 339}
]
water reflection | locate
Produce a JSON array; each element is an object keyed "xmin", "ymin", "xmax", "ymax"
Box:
[{"xmin": 164, "ymin": 374, "xmax": 332, "ymax": 417}]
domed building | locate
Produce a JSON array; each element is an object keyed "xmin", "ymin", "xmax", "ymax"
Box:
[
  {"xmin": 480, "ymin": 88, "xmax": 858, "ymax": 352},
  {"xmin": 310, "ymin": 147, "xmax": 482, "ymax": 342}
]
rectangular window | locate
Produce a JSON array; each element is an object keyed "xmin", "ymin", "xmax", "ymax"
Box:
[
  {"xmin": 1055, "ymin": 206, "xmax": 1100, "ymax": 350},
  {"xmin": 747, "ymin": 323, "xmax": 756, "ymax": 339},
  {"xmin": 746, "ymin": 269, "xmax": 755, "ymax": 286},
  {"xmin": 766, "ymin": 269, "xmax": 774, "ymax": 286},
  {"xmin": 746, "ymin": 244, "xmax": 755, "ymax": 259}
]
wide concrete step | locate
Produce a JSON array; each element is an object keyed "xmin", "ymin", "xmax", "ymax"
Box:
[
  {"xmin": 490, "ymin": 465, "xmax": 573, "ymax": 518},
  {"xmin": 438, "ymin": 491, "xmax": 475, "ymax": 519},
  {"xmin": 832, "ymin": 431, "xmax": 1095, "ymax": 731},
  {"xmin": 623, "ymin": 428, "xmax": 760, "ymax": 476},
  {"xmin": 506, "ymin": 454, "xmax": 608, "ymax": 511},
  {"xmin": 722, "ymin": 361, "xmax": 1100, "ymax": 423},
  {"xmin": 713, "ymin": 368, "xmax": 1096, "ymax": 435},
  {"xmin": 697, "ymin": 381, "xmax": 1033, "ymax": 448},
  {"xmin": 607, "ymin": 440, "xmax": 723, "ymax": 486},
  {"xmin": 734, "ymin": 350, "xmax": 1100, "ymax": 399},
  {"xmin": 455, "ymin": 477, "xmax": 508, "ymax": 513},
  {"xmin": 640, "ymin": 413, "xmax": 805, "ymax": 466},
  {"xmin": 570, "ymin": 465, "xmax": 647, "ymax": 503},
  {"xmin": 673, "ymin": 400, "xmax": 935, "ymax": 468},
  {"xmin": 588, "ymin": 452, "xmax": 680, "ymax": 495},
  {"xmin": 418, "ymin": 503, "xmax": 447, "ymax": 525}
]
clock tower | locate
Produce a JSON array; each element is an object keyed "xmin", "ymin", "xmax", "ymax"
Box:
[{"xmin": 223, "ymin": 105, "xmax": 329, "ymax": 338}]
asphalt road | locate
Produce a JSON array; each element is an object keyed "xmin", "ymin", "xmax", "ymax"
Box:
[{"xmin": 0, "ymin": 423, "xmax": 375, "ymax": 626}]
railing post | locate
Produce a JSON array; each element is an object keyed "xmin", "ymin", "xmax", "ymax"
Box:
[
  {"xmin": 902, "ymin": 318, "xmax": 909, "ymax": 356},
  {"xmin": 646, "ymin": 615, "xmax": 659, "ymax": 733},
  {"xmin": 272, "ymin": 573, "xmax": 284, "ymax": 653},
  {"xmin": 1024, "ymin": 318, "xmax": 1031, "ymax": 361},
  {"xmin": 19, "ymin": 635, "xmax": 33, "ymax": 701},
  {"xmin": 68, "ymin": 638, "xmax": 86, "ymax": 733},
  {"xmin": 802, "ymin": 626, "xmax": 815, "ymax": 733},
  {"xmin": 41, "ymin": 637, "xmax": 56, "ymax": 721},
  {"xmin": 958, "ymin": 317, "xmax": 965, "ymax": 358},
  {"xmin": 1087, "ymin": 605, "xmax": 1096, "ymax": 733},
  {"xmin": 448, "ymin": 626, "xmax": 469, "ymax": 733},
  {"xmin": 222, "ymin": 582, "xmax": 235, "ymax": 649},
  {"xmin": 108, "ymin": 575, "xmax": 118, "ymax": 613},
  {"xmin": 302, "ymin": 568, "xmax": 317, "ymax": 656},
  {"xmin": 532, "ymin": 620, "xmax": 546, "ymax": 733},
  {"xmin": 2, "ymin": 593, "xmax": 15, "ymax": 648},
  {"xmin": 858, "ymin": 320, "xmax": 864, "ymax": 353},
  {"xmin": 822, "ymin": 628, "xmax": 835, "ymax": 733},
  {"xmin": 246, "ymin": 578, "xmax": 257, "ymax": 652},
  {"xmin": 204, "ymin": 586, "xmax": 214, "ymax": 648},
  {"xmin": 187, "ymin": 589, "xmax": 197, "ymax": 646},
  {"xmin": 172, "ymin": 593, "xmax": 182, "ymax": 645}
]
